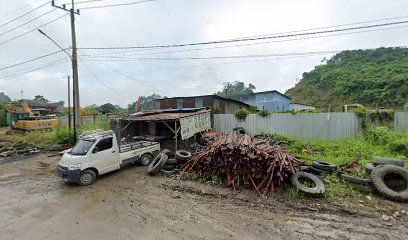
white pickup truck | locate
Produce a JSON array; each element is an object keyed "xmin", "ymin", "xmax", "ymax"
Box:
[{"xmin": 57, "ymin": 130, "xmax": 160, "ymax": 185}]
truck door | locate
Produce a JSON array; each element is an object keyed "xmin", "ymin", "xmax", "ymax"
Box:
[{"xmin": 90, "ymin": 137, "xmax": 119, "ymax": 174}]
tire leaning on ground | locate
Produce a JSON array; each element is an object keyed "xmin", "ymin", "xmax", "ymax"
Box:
[
  {"xmin": 162, "ymin": 164, "xmax": 176, "ymax": 171},
  {"xmin": 309, "ymin": 166, "xmax": 327, "ymax": 175},
  {"xmin": 175, "ymin": 150, "xmax": 192, "ymax": 161},
  {"xmin": 312, "ymin": 161, "xmax": 337, "ymax": 172},
  {"xmin": 161, "ymin": 169, "xmax": 176, "ymax": 177},
  {"xmin": 148, "ymin": 153, "xmax": 169, "ymax": 175},
  {"xmin": 139, "ymin": 154, "xmax": 153, "ymax": 166},
  {"xmin": 166, "ymin": 158, "xmax": 177, "ymax": 165},
  {"xmin": 364, "ymin": 163, "xmax": 375, "ymax": 174},
  {"xmin": 370, "ymin": 164, "xmax": 408, "ymax": 202},
  {"xmin": 340, "ymin": 174, "xmax": 371, "ymax": 186},
  {"xmin": 78, "ymin": 169, "xmax": 96, "ymax": 186},
  {"xmin": 290, "ymin": 171, "xmax": 325, "ymax": 195},
  {"xmin": 372, "ymin": 156, "xmax": 405, "ymax": 167}
]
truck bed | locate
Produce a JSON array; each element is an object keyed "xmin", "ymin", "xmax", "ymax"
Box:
[{"xmin": 119, "ymin": 141, "xmax": 159, "ymax": 153}]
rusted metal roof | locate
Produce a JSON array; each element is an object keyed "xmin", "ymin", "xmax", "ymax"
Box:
[{"xmin": 124, "ymin": 109, "xmax": 211, "ymax": 122}]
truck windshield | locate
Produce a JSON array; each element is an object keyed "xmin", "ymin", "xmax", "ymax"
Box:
[{"xmin": 69, "ymin": 140, "xmax": 95, "ymax": 155}]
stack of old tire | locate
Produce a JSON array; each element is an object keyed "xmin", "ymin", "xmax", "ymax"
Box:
[
  {"xmin": 341, "ymin": 157, "xmax": 408, "ymax": 202},
  {"xmin": 290, "ymin": 161, "xmax": 337, "ymax": 196},
  {"xmin": 147, "ymin": 149, "xmax": 192, "ymax": 177}
]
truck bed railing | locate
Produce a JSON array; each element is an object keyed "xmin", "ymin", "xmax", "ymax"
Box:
[{"xmin": 119, "ymin": 141, "xmax": 159, "ymax": 153}]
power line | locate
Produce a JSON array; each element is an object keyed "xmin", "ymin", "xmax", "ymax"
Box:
[
  {"xmin": 0, "ymin": 48, "xmax": 69, "ymax": 72},
  {"xmin": 79, "ymin": 20, "xmax": 408, "ymax": 50},
  {"xmin": 0, "ymin": 1, "xmax": 50, "ymax": 29},
  {"xmin": 77, "ymin": 45, "xmax": 407, "ymax": 76},
  {"xmin": 86, "ymin": 50, "xmax": 343, "ymax": 61},
  {"xmin": 77, "ymin": 57, "xmax": 131, "ymax": 101},
  {"xmin": 0, "ymin": 9, "xmax": 57, "ymax": 38},
  {"xmin": 64, "ymin": 0, "xmax": 104, "ymax": 5},
  {"xmin": 0, "ymin": 56, "xmax": 69, "ymax": 79},
  {"xmin": 0, "ymin": 14, "xmax": 67, "ymax": 47},
  {"xmin": 78, "ymin": 49, "xmax": 167, "ymax": 95},
  {"xmin": 80, "ymin": 0, "xmax": 159, "ymax": 10}
]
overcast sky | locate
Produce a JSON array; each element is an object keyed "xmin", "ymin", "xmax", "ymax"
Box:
[{"xmin": 0, "ymin": 0, "xmax": 407, "ymax": 107}]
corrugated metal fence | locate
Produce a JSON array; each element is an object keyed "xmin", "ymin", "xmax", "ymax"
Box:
[
  {"xmin": 394, "ymin": 112, "xmax": 408, "ymax": 132},
  {"xmin": 214, "ymin": 113, "xmax": 361, "ymax": 140}
]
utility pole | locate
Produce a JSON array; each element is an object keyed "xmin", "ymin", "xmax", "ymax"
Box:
[
  {"xmin": 67, "ymin": 75, "xmax": 71, "ymax": 135},
  {"xmin": 52, "ymin": 0, "xmax": 81, "ymax": 140}
]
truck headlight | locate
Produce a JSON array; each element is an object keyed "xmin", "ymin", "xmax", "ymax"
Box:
[{"xmin": 68, "ymin": 164, "xmax": 82, "ymax": 170}]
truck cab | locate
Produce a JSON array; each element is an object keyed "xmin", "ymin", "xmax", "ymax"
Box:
[{"xmin": 58, "ymin": 130, "xmax": 160, "ymax": 185}]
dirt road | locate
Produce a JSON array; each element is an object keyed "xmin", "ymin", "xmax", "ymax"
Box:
[{"xmin": 0, "ymin": 154, "xmax": 407, "ymax": 240}]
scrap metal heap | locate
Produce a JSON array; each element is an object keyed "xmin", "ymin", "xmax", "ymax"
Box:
[{"xmin": 180, "ymin": 131, "xmax": 304, "ymax": 196}]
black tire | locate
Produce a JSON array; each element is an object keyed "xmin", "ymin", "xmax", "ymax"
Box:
[
  {"xmin": 139, "ymin": 154, "xmax": 153, "ymax": 166},
  {"xmin": 162, "ymin": 164, "xmax": 176, "ymax": 171},
  {"xmin": 290, "ymin": 171, "xmax": 325, "ymax": 195},
  {"xmin": 148, "ymin": 153, "xmax": 168, "ymax": 175},
  {"xmin": 312, "ymin": 161, "xmax": 337, "ymax": 172},
  {"xmin": 372, "ymin": 157, "xmax": 404, "ymax": 167},
  {"xmin": 78, "ymin": 169, "xmax": 96, "ymax": 186},
  {"xmin": 175, "ymin": 150, "xmax": 192, "ymax": 161},
  {"xmin": 166, "ymin": 158, "xmax": 177, "ymax": 165},
  {"xmin": 161, "ymin": 149, "xmax": 171, "ymax": 156},
  {"xmin": 364, "ymin": 163, "xmax": 375, "ymax": 174},
  {"xmin": 370, "ymin": 165, "xmax": 408, "ymax": 202},
  {"xmin": 340, "ymin": 174, "xmax": 371, "ymax": 186},
  {"xmin": 161, "ymin": 169, "xmax": 176, "ymax": 177},
  {"xmin": 309, "ymin": 166, "xmax": 328, "ymax": 175}
]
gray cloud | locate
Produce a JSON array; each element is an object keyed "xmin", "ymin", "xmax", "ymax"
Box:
[{"xmin": 1, "ymin": 0, "xmax": 407, "ymax": 106}]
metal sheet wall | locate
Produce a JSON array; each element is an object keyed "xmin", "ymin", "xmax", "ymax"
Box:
[
  {"xmin": 394, "ymin": 112, "xmax": 408, "ymax": 132},
  {"xmin": 214, "ymin": 113, "xmax": 361, "ymax": 140}
]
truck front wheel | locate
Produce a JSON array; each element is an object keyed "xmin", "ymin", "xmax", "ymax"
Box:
[{"xmin": 78, "ymin": 170, "xmax": 96, "ymax": 186}]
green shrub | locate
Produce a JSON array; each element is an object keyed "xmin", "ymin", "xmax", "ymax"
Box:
[
  {"xmin": 212, "ymin": 107, "xmax": 222, "ymax": 114},
  {"xmin": 364, "ymin": 127, "xmax": 392, "ymax": 145},
  {"xmin": 247, "ymin": 105, "xmax": 258, "ymax": 113},
  {"xmin": 389, "ymin": 137, "xmax": 408, "ymax": 157},
  {"xmin": 50, "ymin": 126, "xmax": 75, "ymax": 145},
  {"xmin": 235, "ymin": 108, "xmax": 250, "ymax": 120},
  {"xmin": 257, "ymin": 110, "xmax": 269, "ymax": 117}
]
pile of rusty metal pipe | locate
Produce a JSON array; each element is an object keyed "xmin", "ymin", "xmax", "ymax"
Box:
[{"xmin": 180, "ymin": 131, "xmax": 304, "ymax": 196}]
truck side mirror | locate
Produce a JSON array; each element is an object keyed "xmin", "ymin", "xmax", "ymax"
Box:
[{"xmin": 92, "ymin": 146, "xmax": 99, "ymax": 153}]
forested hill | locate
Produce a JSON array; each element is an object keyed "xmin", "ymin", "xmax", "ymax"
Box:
[{"xmin": 285, "ymin": 47, "xmax": 408, "ymax": 109}]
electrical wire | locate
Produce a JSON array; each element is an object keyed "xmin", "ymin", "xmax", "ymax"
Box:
[
  {"xmin": 0, "ymin": 48, "xmax": 69, "ymax": 72},
  {"xmin": 80, "ymin": 0, "xmax": 159, "ymax": 10},
  {"xmin": 0, "ymin": 14, "xmax": 68, "ymax": 47},
  {"xmin": 0, "ymin": 56, "xmax": 69, "ymax": 79},
  {"xmin": 0, "ymin": 1, "xmax": 50, "ymax": 29},
  {"xmin": 79, "ymin": 20, "xmax": 408, "ymax": 50},
  {"xmin": 78, "ymin": 50, "xmax": 166, "ymax": 95},
  {"xmin": 86, "ymin": 50, "xmax": 341, "ymax": 61},
  {"xmin": 0, "ymin": 9, "xmax": 57, "ymax": 38},
  {"xmin": 78, "ymin": 57, "xmax": 132, "ymax": 101}
]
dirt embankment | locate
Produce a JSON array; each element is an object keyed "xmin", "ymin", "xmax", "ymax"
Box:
[{"xmin": 0, "ymin": 153, "xmax": 407, "ymax": 240}]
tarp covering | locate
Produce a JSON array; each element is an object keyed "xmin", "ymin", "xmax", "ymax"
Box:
[{"xmin": 179, "ymin": 112, "xmax": 211, "ymax": 140}]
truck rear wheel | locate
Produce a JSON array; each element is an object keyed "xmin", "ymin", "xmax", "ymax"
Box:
[
  {"xmin": 139, "ymin": 154, "xmax": 153, "ymax": 166},
  {"xmin": 78, "ymin": 170, "xmax": 96, "ymax": 186}
]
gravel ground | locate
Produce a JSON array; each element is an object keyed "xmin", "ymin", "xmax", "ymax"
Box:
[{"xmin": 0, "ymin": 153, "xmax": 407, "ymax": 240}]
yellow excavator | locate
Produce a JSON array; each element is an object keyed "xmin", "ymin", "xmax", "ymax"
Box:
[{"xmin": 3, "ymin": 102, "xmax": 58, "ymax": 130}]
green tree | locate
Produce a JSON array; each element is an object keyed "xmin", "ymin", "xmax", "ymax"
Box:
[
  {"xmin": 0, "ymin": 92, "xmax": 11, "ymax": 105},
  {"xmin": 128, "ymin": 93, "xmax": 166, "ymax": 113},
  {"xmin": 98, "ymin": 103, "xmax": 116, "ymax": 114},
  {"xmin": 285, "ymin": 47, "xmax": 408, "ymax": 109},
  {"xmin": 215, "ymin": 81, "xmax": 256, "ymax": 97},
  {"xmin": 34, "ymin": 95, "xmax": 48, "ymax": 102}
]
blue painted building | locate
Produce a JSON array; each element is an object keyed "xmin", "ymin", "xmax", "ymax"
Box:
[{"xmin": 232, "ymin": 90, "xmax": 291, "ymax": 112}]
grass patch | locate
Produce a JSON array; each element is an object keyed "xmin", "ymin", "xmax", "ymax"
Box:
[{"xmin": 0, "ymin": 119, "xmax": 110, "ymax": 148}]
